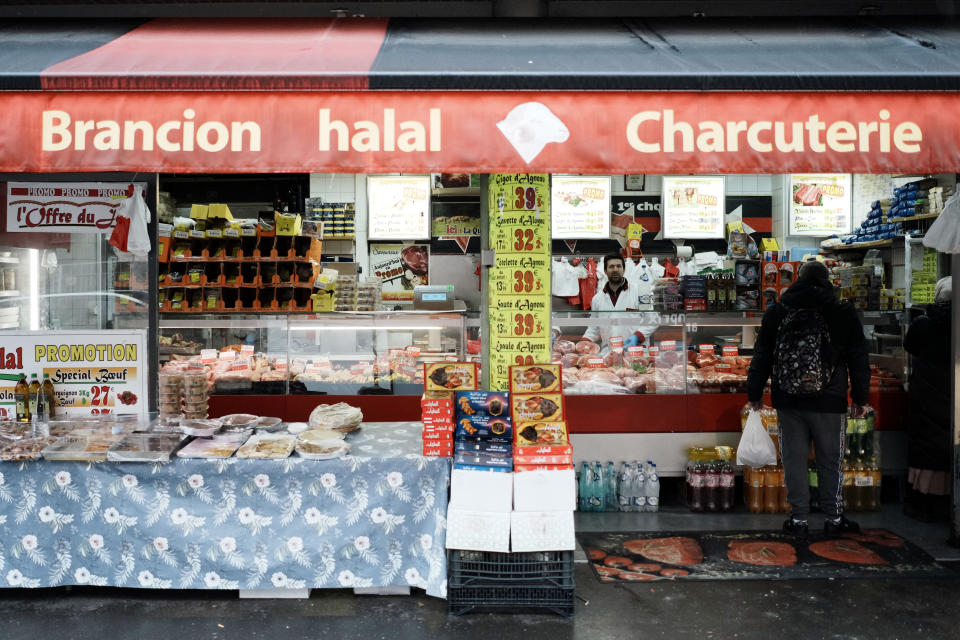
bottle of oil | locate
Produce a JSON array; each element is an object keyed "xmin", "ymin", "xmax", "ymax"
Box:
[
  {"xmin": 42, "ymin": 374, "xmax": 56, "ymax": 419},
  {"xmin": 27, "ymin": 374, "xmax": 40, "ymax": 421},
  {"xmin": 14, "ymin": 373, "xmax": 29, "ymax": 422}
]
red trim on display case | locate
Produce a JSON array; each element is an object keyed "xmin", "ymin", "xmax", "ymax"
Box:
[{"xmin": 208, "ymin": 391, "xmax": 907, "ymax": 434}]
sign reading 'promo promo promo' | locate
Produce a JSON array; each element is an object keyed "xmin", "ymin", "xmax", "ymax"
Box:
[
  {"xmin": 1, "ymin": 92, "xmax": 957, "ymax": 174},
  {"xmin": 5, "ymin": 182, "xmax": 138, "ymax": 233}
]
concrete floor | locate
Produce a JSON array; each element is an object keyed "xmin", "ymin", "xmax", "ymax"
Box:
[{"xmin": 2, "ymin": 507, "xmax": 958, "ymax": 640}]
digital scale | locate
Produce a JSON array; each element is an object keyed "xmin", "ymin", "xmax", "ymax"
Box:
[{"xmin": 413, "ymin": 285, "xmax": 459, "ymax": 310}]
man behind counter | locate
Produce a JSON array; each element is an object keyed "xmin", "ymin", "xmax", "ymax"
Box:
[{"xmin": 583, "ymin": 252, "xmax": 658, "ymax": 352}]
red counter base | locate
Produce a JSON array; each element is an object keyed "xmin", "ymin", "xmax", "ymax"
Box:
[{"xmin": 207, "ymin": 391, "xmax": 906, "ymax": 434}]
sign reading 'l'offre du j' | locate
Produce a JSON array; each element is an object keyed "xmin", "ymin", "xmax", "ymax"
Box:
[{"xmin": 5, "ymin": 182, "xmax": 135, "ymax": 233}]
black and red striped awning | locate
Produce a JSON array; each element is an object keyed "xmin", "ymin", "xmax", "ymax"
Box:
[{"xmin": 4, "ymin": 17, "xmax": 960, "ymax": 92}]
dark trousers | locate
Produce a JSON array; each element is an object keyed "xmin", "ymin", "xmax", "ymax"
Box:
[{"xmin": 778, "ymin": 409, "xmax": 846, "ymax": 519}]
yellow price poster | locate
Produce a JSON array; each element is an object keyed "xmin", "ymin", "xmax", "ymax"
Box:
[
  {"xmin": 490, "ymin": 225, "xmax": 550, "ymax": 255},
  {"xmin": 488, "ymin": 266, "xmax": 549, "ymax": 297},
  {"xmin": 488, "ymin": 173, "xmax": 550, "ymax": 217},
  {"xmin": 489, "ymin": 307, "xmax": 550, "ymax": 339},
  {"xmin": 489, "ymin": 337, "xmax": 552, "ymax": 390}
]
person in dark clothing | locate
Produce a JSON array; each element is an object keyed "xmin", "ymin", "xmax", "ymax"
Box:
[
  {"xmin": 904, "ymin": 276, "xmax": 952, "ymax": 522},
  {"xmin": 747, "ymin": 260, "xmax": 871, "ymax": 537}
]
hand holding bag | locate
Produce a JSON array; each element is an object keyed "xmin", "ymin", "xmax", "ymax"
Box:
[{"xmin": 736, "ymin": 409, "xmax": 777, "ymax": 468}]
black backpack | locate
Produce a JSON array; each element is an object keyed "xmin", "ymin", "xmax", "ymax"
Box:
[{"xmin": 773, "ymin": 305, "xmax": 835, "ymax": 396}]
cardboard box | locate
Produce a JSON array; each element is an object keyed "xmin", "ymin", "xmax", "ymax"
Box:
[
  {"xmin": 454, "ymin": 464, "xmax": 512, "ymax": 473},
  {"xmin": 513, "ymin": 468, "xmax": 576, "ymax": 512},
  {"xmin": 511, "ymin": 394, "xmax": 564, "ymax": 423},
  {"xmin": 453, "ymin": 452, "xmax": 514, "ymax": 469},
  {"xmin": 514, "ymin": 443, "xmax": 573, "ymax": 457},
  {"xmin": 449, "ymin": 468, "xmax": 514, "ymax": 512},
  {"xmin": 513, "ymin": 453, "xmax": 574, "ymax": 465},
  {"xmin": 455, "ymin": 415, "xmax": 512, "ymax": 442},
  {"xmin": 455, "ymin": 391, "xmax": 510, "ymax": 419},
  {"xmin": 421, "ymin": 395, "xmax": 455, "ymax": 412},
  {"xmin": 515, "ymin": 465, "xmax": 574, "ymax": 472},
  {"xmin": 514, "ymin": 422, "xmax": 569, "ymax": 447},
  {"xmin": 424, "ymin": 362, "xmax": 478, "ymax": 392},
  {"xmin": 509, "ymin": 364, "xmax": 561, "ymax": 394},
  {"xmin": 446, "ymin": 508, "xmax": 511, "ymax": 552},
  {"xmin": 421, "ymin": 430, "xmax": 454, "ymax": 442},
  {"xmin": 510, "ymin": 511, "xmax": 575, "ymax": 552},
  {"xmin": 454, "ymin": 441, "xmax": 513, "ymax": 456}
]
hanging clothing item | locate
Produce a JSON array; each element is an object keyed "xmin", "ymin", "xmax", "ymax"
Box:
[
  {"xmin": 566, "ymin": 262, "xmax": 588, "ymax": 306},
  {"xmin": 633, "ymin": 258, "xmax": 655, "ymax": 310},
  {"xmin": 579, "ymin": 258, "xmax": 598, "ymax": 310},
  {"xmin": 649, "ymin": 257, "xmax": 666, "ymax": 280},
  {"xmin": 551, "ymin": 257, "xmax": 580, "ymax": 297}
]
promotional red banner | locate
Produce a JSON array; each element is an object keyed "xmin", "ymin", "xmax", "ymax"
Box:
[{"xmin": 1, "ymin": 91, "xmax": 958, "ymax": 174}]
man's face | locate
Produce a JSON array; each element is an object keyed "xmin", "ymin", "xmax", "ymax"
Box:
[{"xmin": 605, "ymin": 259, "xmax": 625, "ymax": 284}]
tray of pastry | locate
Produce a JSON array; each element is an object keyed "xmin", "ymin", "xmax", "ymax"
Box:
[
  {"xmin": 42, "ymin": 432, "xmax": 126, "ymax": 462},
  {"xmin": 107, "ymin": 433, "xmax": 186, "ymax": 462},
  {"xmin": 177, "ymin": 432, "xmax": 250, "ymax": 459},
  {"xmin": 235, "ymin": 433, "xmax": 296, "ymax": 459}
]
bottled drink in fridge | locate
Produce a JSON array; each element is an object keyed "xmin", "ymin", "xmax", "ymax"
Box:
[
  {"xmin": 746, "ymin": 466, "xmax": 763, "ymax": 513},
  {"xmin": 605, "ymin": 461, "xmax": 618, "ymax": 512},
  {"xmin": 719, "ymin": 460, "xmax": 735, "ymax": 512},
  {"xmin": 689, "ymin": 460, "xmax": 706, "ymax": 512},
  {"xmin": 644, "ymin": 461, "xmax": 660, "ymax": 512},
  {"xmin": 764, "ymin": 466, "xmax": 780, "ymax": 513},
  {"xmin": 630, "ymin": 461, "xmax": 647, "ymax": 512},
  {"xmin": 618, "ymin": 462, "xmax": 633, "ymax": 512},
  {"xmin": 869, "ymin": 458, "xmax": 882, "ymax": 511},
  {"xmin": 705, "ymin": 461, "xmax": 720, "ymax": 512}
]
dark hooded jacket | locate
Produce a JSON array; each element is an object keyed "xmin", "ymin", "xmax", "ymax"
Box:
[
  {"xmin": 904, "ymin": 302, "xmax": 952, "ymax": 471},
  {"xmin": 747, "ymin": 279, "xmax": 870, "ymax": 413}
]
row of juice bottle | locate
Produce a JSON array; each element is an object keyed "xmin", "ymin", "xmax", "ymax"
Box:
[
  {"xmin": 743, "ymin": 465, "xmax": 791, "ymax": 513},
  {"xmin": 13, "ymin": 373, "xmax": 57, "ymax": 423},
  {"xmin": 685, "ymin": 447, "xmax": 737, "ymax": 513}
]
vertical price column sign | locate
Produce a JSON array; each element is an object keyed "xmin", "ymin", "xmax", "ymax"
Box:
[{"xmin": 487, "ymin": 174, "xmax": 552, "ymax": 391}]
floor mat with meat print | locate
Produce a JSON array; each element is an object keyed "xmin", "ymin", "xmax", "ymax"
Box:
[{"xmin": 578, "ymin": 530, "xmax": 951, "ymax": 583}]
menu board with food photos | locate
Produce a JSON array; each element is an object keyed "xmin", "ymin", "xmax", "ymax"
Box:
[
  {"xmin": 662, "ymin": 176, "xmax": 725, "ymax": 239},
  {"xmin": 789, "ymin": 173, "xmax": 852, "ymax": 236},
  {"xmin": 551, "ymin": 175, "xmax": 611, "ymax": 239},
  {"xmin": 487, "ymin": 174, "xmax": 552, "ymax": 390}
]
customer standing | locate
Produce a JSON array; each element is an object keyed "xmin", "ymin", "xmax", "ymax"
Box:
[
  {"xmin": 903, "ymin": 276, "xmax": 953, "ymax": 522},
  {"xmin": 747, "ymin": 260, "xmax": 870, "ymax": 537}
]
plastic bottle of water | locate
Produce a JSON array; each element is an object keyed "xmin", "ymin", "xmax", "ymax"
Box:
[
  {"xmin": 605, "ymin": 461, "xmax": 617, "ymax": 512},
  {"xmin": 631, "ymin": 460, "xmax": 647, "ymax": 512},
  {"xmin": 578, "ymin": 461, "xmax": 591, "ymax": 511},
  {"xmin": 644, "ymin": 461, "xmax": 660, "ymax": 512},
  {"xmin": 617, "ymin": 462, "xmax": 633, "ymax": 512},
  {"xmin": 589, "ymin": 462, "xmax": 604, "ymax": 512}
]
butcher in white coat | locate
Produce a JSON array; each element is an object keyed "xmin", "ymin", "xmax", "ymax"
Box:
[{"xmin": 584, "ymin": 253, "xmax": 659, "ymax": 351}]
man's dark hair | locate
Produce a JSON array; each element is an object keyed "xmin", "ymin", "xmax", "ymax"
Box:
[{"xmin": 603, "ymin": 252, "xmax": 625, "ymax": 270}]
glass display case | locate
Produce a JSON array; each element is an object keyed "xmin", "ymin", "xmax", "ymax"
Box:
[
  {"xmin": 552, "ymin": 309, "xmax": 907, "ymax": 395},
  {"xmin": 158, "ymin": 311, "xmax": 467, "ymax": 396}
]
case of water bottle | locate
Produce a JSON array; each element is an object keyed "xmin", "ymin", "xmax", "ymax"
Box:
[{"xmin": 577, "ymin": 460, "xmax": 660, "ymax": 512}]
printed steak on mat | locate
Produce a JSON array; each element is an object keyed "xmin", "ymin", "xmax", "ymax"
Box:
[
  {"xmin": 728, "ymin": 541, "xmax": 798, "ymax": 566},
  {"xmin": 809, "ymin": 539, "xmax": 889, "ymax": 565},
  {"xmin": 624, "ymin": 537, "xmax": 703, "ymax": 566}
]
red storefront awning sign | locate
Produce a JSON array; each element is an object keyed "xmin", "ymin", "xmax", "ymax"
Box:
[{"xmin": 1, "ymin": 90, "xmax": 958, "ymax": 174}]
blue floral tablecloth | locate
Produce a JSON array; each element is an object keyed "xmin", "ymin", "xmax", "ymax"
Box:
[{"xmin": 0, "ymin": 422, "xmax": 451, "ymax": 598}]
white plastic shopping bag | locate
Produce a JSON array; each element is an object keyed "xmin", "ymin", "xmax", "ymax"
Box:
[
  {"xmin": 924, "ymin": 191, "xmax": 960, "ymax": 254},
  {"xmin": 736, "ymin": 410, "xmax": 777, "ymax": 468},
  {"xmin": 126, "ymin": 186, "xmax": 152, "ymax": 256}
]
